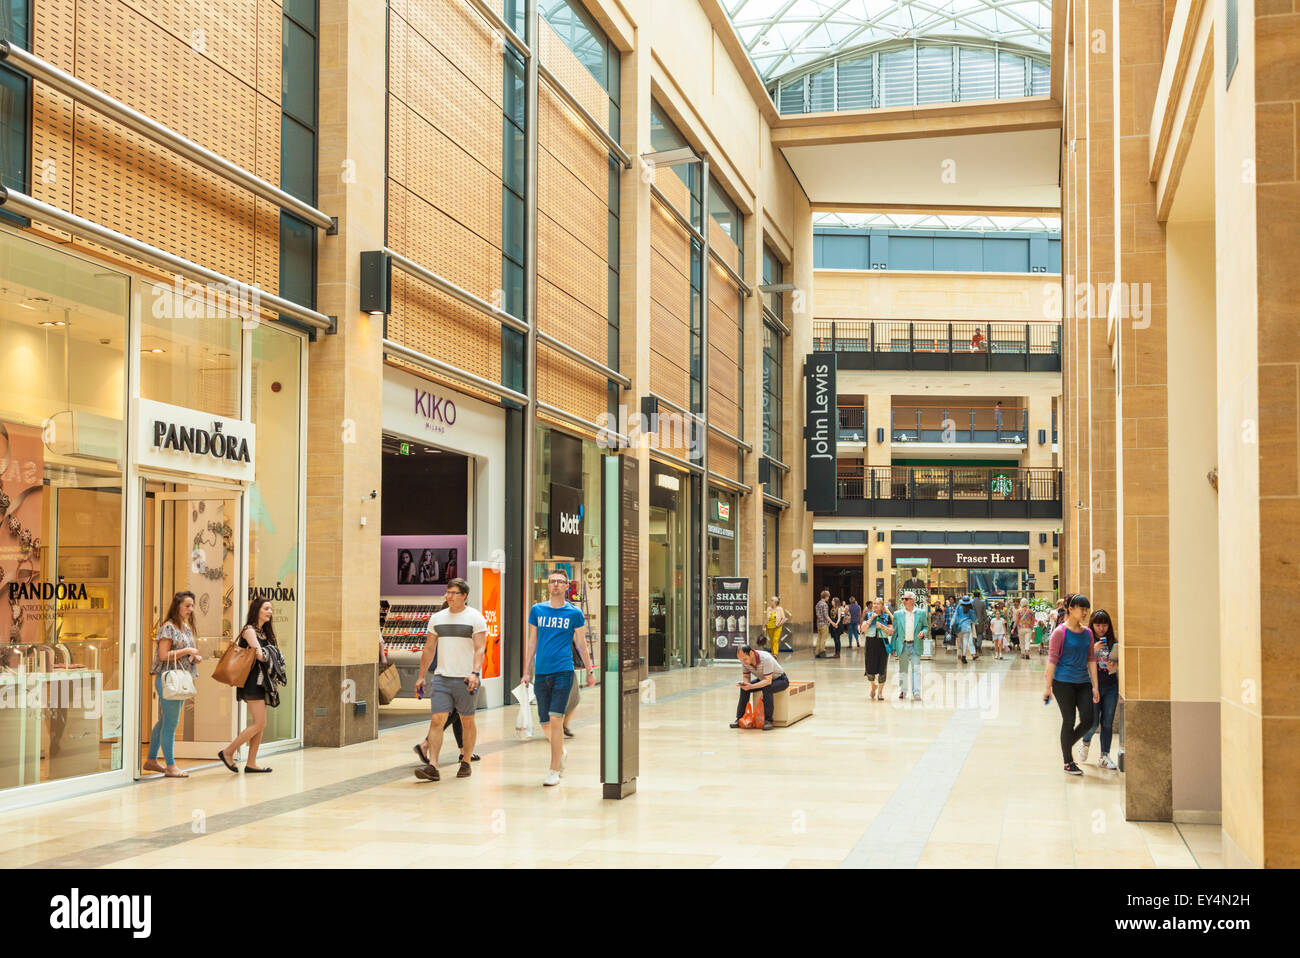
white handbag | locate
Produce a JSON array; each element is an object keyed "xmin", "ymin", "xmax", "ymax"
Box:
[{"xmin": 161, "ymin": 651, "xmax": 196, "ymax": 701}]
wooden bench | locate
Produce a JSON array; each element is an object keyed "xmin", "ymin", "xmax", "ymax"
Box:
[{"xmin": 753, "ymin": 680, "xmax": 815, "ymax": 727}]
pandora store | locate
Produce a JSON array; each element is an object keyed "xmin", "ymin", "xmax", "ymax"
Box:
[{"xmin": 0, "ymin": 227, "xmax": 308, "ymax": 807}]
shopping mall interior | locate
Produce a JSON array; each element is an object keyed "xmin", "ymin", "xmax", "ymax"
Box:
[{"xmin": 0, "ymin": 0, "xmax": 1296, "ymax": 881}]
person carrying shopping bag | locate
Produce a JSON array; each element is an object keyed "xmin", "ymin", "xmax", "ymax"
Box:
[{"xmin": 143, "ymin": 591, "xmax": 202, "ymax": 779}]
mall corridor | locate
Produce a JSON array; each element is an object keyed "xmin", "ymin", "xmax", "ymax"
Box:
[{"xmin": 0, "ymin": 652, "xmax": 1218, "ymax": 869}]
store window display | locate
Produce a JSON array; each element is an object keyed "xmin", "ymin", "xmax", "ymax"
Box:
[{"xmin": 0, "ymin": 230, "xmax": 129, "ymax": 791}]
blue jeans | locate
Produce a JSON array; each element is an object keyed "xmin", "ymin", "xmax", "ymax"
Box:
[
  {"xmin": 1082, "ymin": 684, "xmax": 1119, "ymax": 753},
  {"xmin": 847, "ymin": 622, "xmax": 860, "ymax": 646},
  {"xmin": 896, "ymin": 641, "xmax": 921, "ymax": 695},
  {"xmin": 148, "ymin": 672, "xmax": 183, "ymax": 765},
  {"xmin": 534, "ymin": 670, "xmax": 573, "ymax": 727}
]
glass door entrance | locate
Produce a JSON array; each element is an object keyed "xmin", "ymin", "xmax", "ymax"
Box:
[{"xmin": 138, "ymin": 482, "xmax": 241, "ymax": 770}]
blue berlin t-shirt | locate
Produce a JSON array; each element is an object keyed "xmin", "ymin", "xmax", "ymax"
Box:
[{"xmin": 529, "ymin": 601, "xmax": 585, "ymax": 675}]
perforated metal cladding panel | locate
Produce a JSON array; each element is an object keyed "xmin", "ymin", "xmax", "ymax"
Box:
[
  {"xmin": 650, "ymin": 196, "xmax": 692, "ymax": 411},
  {"xmin": 387, "ymin": 265, "xmax": 504, "ymax": 387},
  {"xmin": 29, "ymin": 0, "xmax": 281, "ymax": 289},
  {"xmin": 708, "ymin": 435, "xmax": 741, "ymax": 482},
  {"xmin": 709, "ymin": 218, "xmax": 740, "ymax": 273},
  {"xmin": 537, "ymin": 16, "xmax": 609, "ymax": 127},
  {"xmin": 256, "ymin": 0, "xmax": 282, "ymax": 104},
  {"xmin": 537, "ymin": 348, "xmax": 606, "ymax": 427},
  {"xmin": 387, "ymin": 2, "xmax": 510, "ymax": 396},
  {"xmin": 386, "ymin": 358, "xmax": 502, "ymax": 408},
  {"xmin": 707, "ymin": 267, "xmax": 741, "ymax": 437},
  {"xmin": 402, "ymin": 0, "xmax": 504, "ymax": 110},
  {"xmin": 396, "ymin": 7, "xmax": 503, "ymax": 177},
  {"xmin": 400, "ymin": 97, "xmax": 502, "ymax": 247},
  {"xmin": 534, "ymin": 31, "xmax": 613, "ymax": 428},
  {"xmin": 655, "ymin": 169, "xmax": 692, "ymax": 221},
  {"xmin": 30, "ymin": 0, "xmax": 76, "ymax": 243}
]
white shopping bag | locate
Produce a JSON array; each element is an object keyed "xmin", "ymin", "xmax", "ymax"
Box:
[{"xmin": 512, "ymin": 681, "xmax": 535, "ymax": 738}]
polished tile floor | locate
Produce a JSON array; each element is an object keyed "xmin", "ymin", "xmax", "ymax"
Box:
[{"xmin": 0, "ymin": 648, "xmax": 1222, "ymax": 868}]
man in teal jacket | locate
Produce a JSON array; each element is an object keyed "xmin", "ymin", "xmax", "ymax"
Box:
[{"xmin": 891, "ymin": 591, "xmax": 929, "ymax": 700}]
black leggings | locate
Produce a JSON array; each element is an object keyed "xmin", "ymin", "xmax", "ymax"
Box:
[
  {"xmin": 444, "ymin": 711, "xmax": 464, "ymax": 749},
  {"xmin": 1052, "ymin": 680, "xmax": 1094, "ymax": 764}
]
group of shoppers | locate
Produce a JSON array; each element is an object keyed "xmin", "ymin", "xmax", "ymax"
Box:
[
  {"xmin": 146, "ymin": 593, "xmax": 285, "ymax": 779},
  {"xmin": 812, "ymin": 590, "xmax": 865, "ymax": 659},
  {"xmin": 1044, "ymin": 593, "xmax": 1122, "ymax": 775}
]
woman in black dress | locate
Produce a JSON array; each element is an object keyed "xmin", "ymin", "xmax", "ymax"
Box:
[
  {"xmin": 218, "ymin": 597, "xmax": 279, "ymax": 773},
  {"xmin": 863, "ymin": 598, "xmax": 894, "ymax": 700}
]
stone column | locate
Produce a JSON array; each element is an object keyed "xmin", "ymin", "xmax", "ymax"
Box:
[
  {"xmin": 303, "ymin": 0, "xmax": 387, "ymax": 746},
  {"xmin": 1114, "ymin": 0, "xmax": 1172, "ymax": 821}
]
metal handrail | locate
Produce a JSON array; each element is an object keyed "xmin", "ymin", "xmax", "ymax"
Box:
[
  {"xmin": 537, "ymin": 330, "xmax": 629, "ymax": 388},
  {"xmin": 538, "ymin": 62, "xmax": 631, "ymax": 168},
  {"xmin": 707, "ymin": 421, "xmax": 753, "ymax": 453},
  {"xmin": 650, "ymin": 185, "xmax": 705, "ymax": 244},
  {"xmin": 537, "ymin": 400, "xmax": 628, "ymax": 446},
  {"xmin": 708, "ymin": 471, "xmax": 752, "ymax": 494},
  {"xmin": 384, "ymin": 339, "xmax": 529, "ymax": 405},
  {"xmin": 0, "ymin": 187, "xmax": 332, "ymax": 331},
  {"xmin": 649, "ymin": 446, "xmax": 703, "ymax": 474},
  {"xmin": 762, "ymin": 304, "xmax": 791, "ymax": 337},
  {"xmin": 0, "ymin": 41, "xmax": 334, "ymax": 232},
  {"xmin": 708, "ymin": 247, "xmax": 753, "ymax": 296},
  {"xmin": 465, "ymin": 0, "xmax": 530, "ymax": 58},
  {"xmin": 384, "ymin": 248, "xmax": 528, "ymax": 334}
]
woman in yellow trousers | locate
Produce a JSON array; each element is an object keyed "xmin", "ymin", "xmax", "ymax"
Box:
[{"xmin": 766, "ymin": 597, "xmax": 789, "ymax": 651}]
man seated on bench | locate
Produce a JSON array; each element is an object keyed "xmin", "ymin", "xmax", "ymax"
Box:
[{"xmin": 729, "ymin": 645, "xmax": 789, "ymax": 731}]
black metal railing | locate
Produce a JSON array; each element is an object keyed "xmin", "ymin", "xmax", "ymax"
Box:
[
  {"xmin": 811, "ymin": 320, "xmax": 1061, "ymax": 372},
  {"xmin": 890, "ymin": 406, "xmax": 1030, "ymax": 444},
  {"xmin": 824, "ymin": 466, "xmax": 1062, "ymax": 519},
  {"xmin": 837, "ymin": 405, "xmax": 866, "ymax": 440}
]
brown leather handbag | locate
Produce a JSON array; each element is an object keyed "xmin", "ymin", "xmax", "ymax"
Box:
[{"xmin": 212, "ymin": 640, "xmax": 257, "ymax": 687}]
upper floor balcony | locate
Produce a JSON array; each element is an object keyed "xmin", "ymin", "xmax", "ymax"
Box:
[
  {"xmin": 812, "ymin": 320, "xmax": 1062, "ymax": 373},
  {"xmin": 828, "ymin": 466, "xmax": 1063, "ymax": 519},
  {"xmin": 836, "ymin": 404, "xmax": 1059, "ymax": 448}
]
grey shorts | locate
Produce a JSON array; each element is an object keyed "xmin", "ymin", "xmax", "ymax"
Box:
[{"xmin": 429, "ymin": 673, "xmax": 479, "ymax": 717}]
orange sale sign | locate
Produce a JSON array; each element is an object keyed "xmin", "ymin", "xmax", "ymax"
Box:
[{"xmin": 480, "ymin": 568, "xmax": 502, "ymax": 679}]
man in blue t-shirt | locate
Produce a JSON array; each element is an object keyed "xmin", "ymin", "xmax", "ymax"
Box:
[{"xmin": 525, "ymin": 568, "xmax": 595, "ymax": 786}]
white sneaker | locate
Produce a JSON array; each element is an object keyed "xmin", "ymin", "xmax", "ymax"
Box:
[
  {"xmin": 1098, "ymin": 754, "xmax": 1117, "ymax": 770},
  {"xmin": 543, "ymin": 769, "xmax": 561, "ymax": 786},
  {"xmin": 561, "ymin": 747, "xmax": 568, "ymax": 775},
  {"xmin": 1079, "ymin": 741, "xmax": 1090, "ymax": 762}
]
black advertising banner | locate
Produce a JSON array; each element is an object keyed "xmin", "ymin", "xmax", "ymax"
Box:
[
  {"xmin": 549, "ymin": 481, "xmax": 583, "ymax": 560},
  {"xmin": 803, "ymin": 352, "xmax": 837, "ymax": 512},
  {"xmin": 710, "ymin": 577, "xmax": 749, "ymax": 661}
]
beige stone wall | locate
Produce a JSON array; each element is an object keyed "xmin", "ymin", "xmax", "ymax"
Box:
[{"xmin": 1251, "ymin": 0, "xmax": 1300, "ymax": 867}]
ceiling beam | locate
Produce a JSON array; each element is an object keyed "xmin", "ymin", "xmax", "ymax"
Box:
[
  {"xmin": 771, "ymin": 95, "xmax": 1062, "ymax": 146},
  {"xmin": 810, "ymin": 201, "xmax": 1061, "ymax": 216}
]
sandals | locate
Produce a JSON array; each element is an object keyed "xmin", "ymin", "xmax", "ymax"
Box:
[
  {"xmin": 217, "ymin": 750, "xmax": 238, "ymax": 773},
  {"xmin": 142, "ymin": 759, "xmax": 165, "ymax": 774},
  {"xmin": 163, "ymin": 769, "xmax": 189, "ymax": 778}
]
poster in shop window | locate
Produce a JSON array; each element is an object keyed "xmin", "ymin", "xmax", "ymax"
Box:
[
  {"xmin": 479, "ymin": 566, "xmax": 502, "ymax": 680},
  {"xmin": 1, "ymin": 421, "xmax": 45, "ymax": 645},
  {"xmin": 710, "ymin": 577, "xmax": 749, "ymax": 661}
]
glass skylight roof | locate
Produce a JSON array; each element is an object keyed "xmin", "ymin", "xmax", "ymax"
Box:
[
  {"xmin": 815, "ymin": 212, "xmax": 1061, "ymax": 232},
  {"xmin": 726, "ymin": 0, "xmax": 1052, "ymax": 82}
]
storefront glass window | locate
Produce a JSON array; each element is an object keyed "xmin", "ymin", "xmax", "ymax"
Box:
[
  {"xmin": 648, "ymin": 462, "xmax": 691, "ymax": 670},
  {"xmin": 707, "ymin": 488, "xmax": 737, "ymax": 577},
  {"xmin": 532, "ymin": 426, "xmax": 604, "ymax": 672},
  {"xmin": 140, "ymin": 279, "xmax": 242, "ymax": 419},
  {"xmin": 1, "ymin": 230, "xmax": 128, "ymax": 791},
  {"xmin": 247, "ymin": 324, "xmax": 302, "ymax": 744}
]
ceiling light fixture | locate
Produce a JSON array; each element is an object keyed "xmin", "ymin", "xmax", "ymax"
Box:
[
  {"xmin": 38, "ymin": 320, "xmax": 67, "ymax": 327},
  {"xmin": 144, "ymin": 347, "xmax": 166, "ymax": 354}
]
